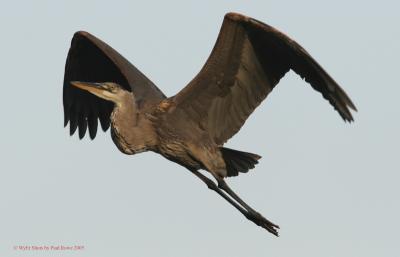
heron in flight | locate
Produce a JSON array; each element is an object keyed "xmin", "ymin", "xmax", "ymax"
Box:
[{"xmin": 63, "ymin": 12, "xmax": 356, "ymax": 236}]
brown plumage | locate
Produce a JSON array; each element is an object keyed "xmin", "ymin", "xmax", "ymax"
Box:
[{"xmin": 63, "ymin": 12, "xmax": 357, "ymax": 236}]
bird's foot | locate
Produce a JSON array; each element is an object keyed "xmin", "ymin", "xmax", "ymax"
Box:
[{"xmin": 245, "ymin": 211, "xmax": 280, "ymax": 236}]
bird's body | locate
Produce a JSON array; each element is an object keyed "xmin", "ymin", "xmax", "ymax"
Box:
[
  {"xmin": 107, "ymin": 92, "xmax": 227, "ymax": 178},
  {"xmin": 63, "ymin": 12, "xmax": 357, "ymax": 236}
]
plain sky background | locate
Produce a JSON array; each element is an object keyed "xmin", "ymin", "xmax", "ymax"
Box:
[{"xmin": 1, "ymin": 0, "xmax": 399, "ymax": 256}]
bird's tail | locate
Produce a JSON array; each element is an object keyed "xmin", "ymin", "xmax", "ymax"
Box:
[{"xmin": 220, "ymin": 147, "xmax": 261, "ymax": 177}]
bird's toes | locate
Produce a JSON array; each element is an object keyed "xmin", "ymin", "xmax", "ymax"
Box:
[{"xmin": 247, "ymin": 211, "xmax": 280, "ymax": 236}]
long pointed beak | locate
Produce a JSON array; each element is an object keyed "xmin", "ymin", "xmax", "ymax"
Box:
[{"xmin": 70, "ymin": 81, "xmax": 106, "ymax": 95}]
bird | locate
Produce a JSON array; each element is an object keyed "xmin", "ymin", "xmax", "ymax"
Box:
[{"xmin": 63, "ymin": 12, "xmax": 356, "ymax": 236}]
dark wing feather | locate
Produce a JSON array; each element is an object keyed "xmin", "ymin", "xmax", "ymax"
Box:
[
  {"xmin": 171, "ymin": 13, "xmax": 356, "ymax": 145},
  {"xmin": 63, "ymin": 31, "xmax": 166, "ymax": 139}
]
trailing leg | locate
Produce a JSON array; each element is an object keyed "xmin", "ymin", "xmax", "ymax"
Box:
[
  {"xmin": 188, "ymin": 168, "xmax": 279, "ymax": 236},
  {"xmin": 188, "ymin": 168, "xmax": 249, "ymax": 217},
  {"xmin": 217, "ymin": 178, "xmax": 280, "ymax": 236}
]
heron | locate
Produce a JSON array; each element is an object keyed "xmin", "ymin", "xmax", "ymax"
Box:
[{"xmin": 63, "ymin": 12, "xmax": 356, "ymax": 236}]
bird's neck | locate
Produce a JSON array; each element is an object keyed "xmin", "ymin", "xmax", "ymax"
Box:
[{"xmin": 110, "ymin": 93, "xmax": 157, "ymax": 154}]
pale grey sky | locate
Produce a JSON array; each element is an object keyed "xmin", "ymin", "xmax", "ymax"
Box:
[{"xmin": 1, "ymin": 1, "xmax": 399, "ymax": 256}]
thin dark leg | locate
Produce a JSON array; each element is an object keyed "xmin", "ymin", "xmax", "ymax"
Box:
[
  {"xmin": 217, "ymin": 179, "xmax": 280, "ymax": 236},
  {"xmin": 189, "ymin": 169, "xmax": 249, "ymax": 217},
  {"xmin": 189, "ymin": 168, "xmax": 279, "ymax": 236}
]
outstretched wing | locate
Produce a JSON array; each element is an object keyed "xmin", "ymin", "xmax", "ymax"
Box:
[
  {"xmin": 170, "ymin": 13, "xmax": 357, "ymax": 145},
  {"xmin": 63, "ymin": 31, "xmax": 166, "ymax": 139}
]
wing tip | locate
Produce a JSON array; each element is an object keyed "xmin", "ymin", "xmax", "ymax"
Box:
[
  {"xmin": 344, "ymin": 115, "xmax": 354, "ymax": 123},
  {"xmin": 348, "ymin": 100, "xmax": 358, "ymax": 112},
  {"xmin": 339, "ymin": 104, "xmax": 357, "ymax": 123},
  {"xmin": 336, "ymin": 86, "xmax": 358, "ymax": 120},
  {"xmin": 64, "ymin": 113, "xmax": 69, "ymax": 127}
]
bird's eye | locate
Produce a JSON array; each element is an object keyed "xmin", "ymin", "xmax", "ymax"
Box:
[{"xmin": 107, "ymin": 84, "xmax": 115, "ymax": 92}]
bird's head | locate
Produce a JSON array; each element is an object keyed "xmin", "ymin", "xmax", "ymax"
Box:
[{"xmin": 70, "ymin": 81, "xmax": 131, "ymax": 105}]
